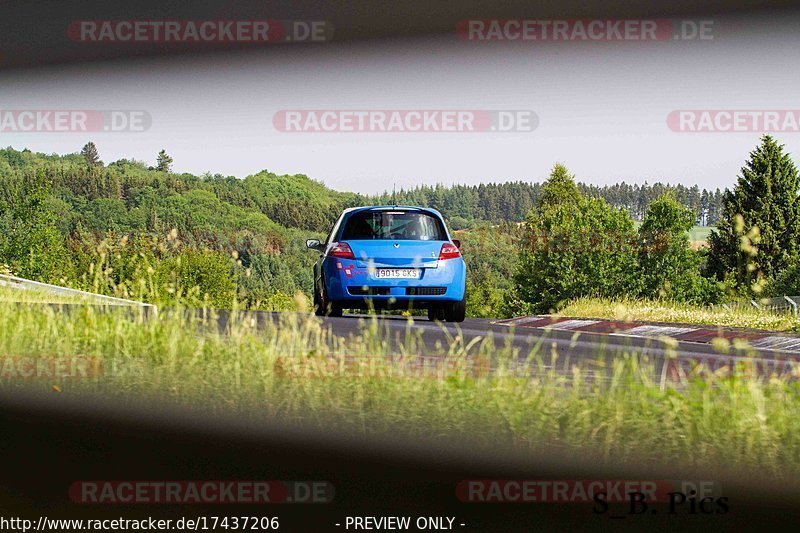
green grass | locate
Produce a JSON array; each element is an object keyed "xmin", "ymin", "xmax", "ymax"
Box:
[
  {"xmin": 0, "ymin": 285, "xmax": 97, "ymax": 304},
  {"xmin": 1, "ymin": 301, "xmax": 800, "ymax": 476},
  {"xmin": 689, "ymin": 225, "xmax": 715, "ymax": 243},
  {"xmin": 559, "ymin": 297, "xmax": 800, "ymax": 332},
  {"xmin": 631, "ymin": 222, "xmax": 714, "ymax": 244}
]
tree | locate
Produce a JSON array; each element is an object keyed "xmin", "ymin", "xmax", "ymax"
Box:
[
  {"xmin": 156, "ymin": 149, "xmax": 173, "ymax": 173},
  {"xmin": 638, "ymin": 195, "xmax": 719, "ymax": 303},
  {"xmin": 538, "ymin": 163, "xmax": 582, "ymax": 208},
  {"xmin": 513, "ymin": 164, "xmax": 641, "ymax": 313},
  {"xmin": 707, "ymin": 135, "xmax": 800, "ymax": 291},
  {"xmin": 0, "ymin": 170, "xmax": 74, "ymax": 283},
  {"xmin": 80, "ymin": 142, "xmax": 102, "ymax": 167},
  {"xmin": 769, "ymin": 259, "xmax": 800, "ymax": 296}
]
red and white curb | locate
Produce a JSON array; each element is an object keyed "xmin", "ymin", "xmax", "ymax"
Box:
[{"xmin": 495, "ymin": 316, "xmax": 800, "ymax": 354}]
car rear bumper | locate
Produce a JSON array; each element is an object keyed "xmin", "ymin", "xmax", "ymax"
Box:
[{"xmin": 323, "ymin": 258, "xmax": 466, "ymax": 304}]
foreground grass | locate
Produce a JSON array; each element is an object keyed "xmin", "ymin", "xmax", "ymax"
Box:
[
  {"xmin": 0, "ymin": 285, "xmax": 97, "ymax": 304},
  {"xmin": 560, "ymin": 297, "xmax": 800, "ymax": 333},
  {"xmin": 1, "ymin": 301, "xmax": 799, "ymax": 476}
]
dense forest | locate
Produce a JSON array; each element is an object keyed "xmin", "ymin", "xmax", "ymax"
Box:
[
  {"xmin": 0, "ymin": 143, "xmax": 751, "ymax": 316},
  {"xmin": 369, "ymin": 182, "xmax": 723, "ymax": 228}
]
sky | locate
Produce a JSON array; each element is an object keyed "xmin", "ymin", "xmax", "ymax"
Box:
[{"xmin": 1, "ymin": 11, "xmax": 799, "ymax": 194}]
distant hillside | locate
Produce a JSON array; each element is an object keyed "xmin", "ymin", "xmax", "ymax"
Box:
[
  {"xmin": 1, "ymin": 147, "xmax": 723, "ymax": 235},
  {"xmin": 0, "ymin": 147, "xmax": 364, "ymax": 304},
  {"xmin": 369, "ymin": 182, "xmax": 723, "ymax": 229},
  {"xmin": 1, "ymin": 147, "xmax": 358, "ymax": 236},
  {"xmin": 0, "ymin": 146, "xmax": 725, "ymax": 311}
]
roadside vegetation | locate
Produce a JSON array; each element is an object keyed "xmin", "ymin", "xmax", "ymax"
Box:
[
  {"xmin": 1, "ymin": 300, "xmax": 799, "ymax": 476},
  {"xmin": 0, "ymin": 135, "xmax": 797, "ymax": 324},
  {"xmin": 508, "ymin": 135, "xmax": 800, "ymax": 321},
  {"xmin": 1, "ymin": 144, "xmax": 720, "ymax": 318},
  {"xmin": 2, "ymin": 139, "xmax": 800, "ymax": 476},
  {"xmin": 560, "ymin": 297, "xmax": 800, "ymax": 333},
  {"xmin": 0, "ymin": 285, "xmax": 94, "ymax": 305}
]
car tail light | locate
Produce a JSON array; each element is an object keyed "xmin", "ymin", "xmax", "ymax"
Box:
[
  {"xmin": 439, "ymin": 242, "xmax": 461, "ymax": 260},
  {"xmin": 329, "ymin": 241, "xmax": 355, "ymax": 259}
]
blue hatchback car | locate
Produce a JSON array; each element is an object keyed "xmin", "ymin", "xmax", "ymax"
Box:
[{"xmin": 306, "ymin": 206, "xmax": 466, "ymax": 322}]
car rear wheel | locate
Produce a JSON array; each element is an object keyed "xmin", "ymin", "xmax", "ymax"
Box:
[
  {"xmin": 313, "ymin": 275, "xmax": 323, "ymax": 316},
  {"xmin": 315, "ymin": 274, "xmax": 343, "ymax": 317},
  {"xmin": 428, "ymin": 293, "xmax": 466, "ymax": 323},
  {"xmin": 443, "ymin": 294, "xmax": 466, "ymax": 323}
]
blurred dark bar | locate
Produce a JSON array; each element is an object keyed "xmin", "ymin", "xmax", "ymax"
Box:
[{"xmin": 0, "ymin": 0, "xmax": 797, "ymax": 71}]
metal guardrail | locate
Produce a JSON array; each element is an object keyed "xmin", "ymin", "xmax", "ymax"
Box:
[
  {"xmin": 0, "ymin": 274, "xmax": 153, "ymax": 307},
  {"xmin": 713, "ymin": 295, "xmax": 799, "ymax": 317}
]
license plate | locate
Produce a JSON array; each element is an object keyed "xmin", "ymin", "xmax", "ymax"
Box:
[{"xmin": 373, "ymin": 268, "xmax": 420, "ymax": 279}]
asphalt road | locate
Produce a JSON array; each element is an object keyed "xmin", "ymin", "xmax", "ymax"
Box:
[
  {"xmin": 49, "ymin": 305, "xmax": 798, "ymax": 381},
  {"xmin": 214, "ymin": 311, "xmax": 799, "ymax": 382}
]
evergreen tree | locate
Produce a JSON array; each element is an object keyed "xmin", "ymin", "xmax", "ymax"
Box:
[
  {"xmin": 156, "ymin": 149, "xmax": 174, "ymax": 173},
  {"xmin": 708, "ymin": 135, "xmax": 800, "ymax": 289},
  {"xmin": 539, "ymin": 163, "xmax": 582, "ymax": 207},
  {"xmin": 80, "ymin": 142, "xmax": 102, "ymax": 167}
]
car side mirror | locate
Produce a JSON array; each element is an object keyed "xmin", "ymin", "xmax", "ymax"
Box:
[
  {"xmin": 452, "ymin": 239, "xmax": 461, "ymax": 249},
  {"xmin": 306, "ymin": 239, "xmax": 324, "ymax": 251}
]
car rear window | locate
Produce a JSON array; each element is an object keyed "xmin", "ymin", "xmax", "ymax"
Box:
[{"xmin": 341, "ymin": 210, "xmax": 446, "ymax": 241}]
